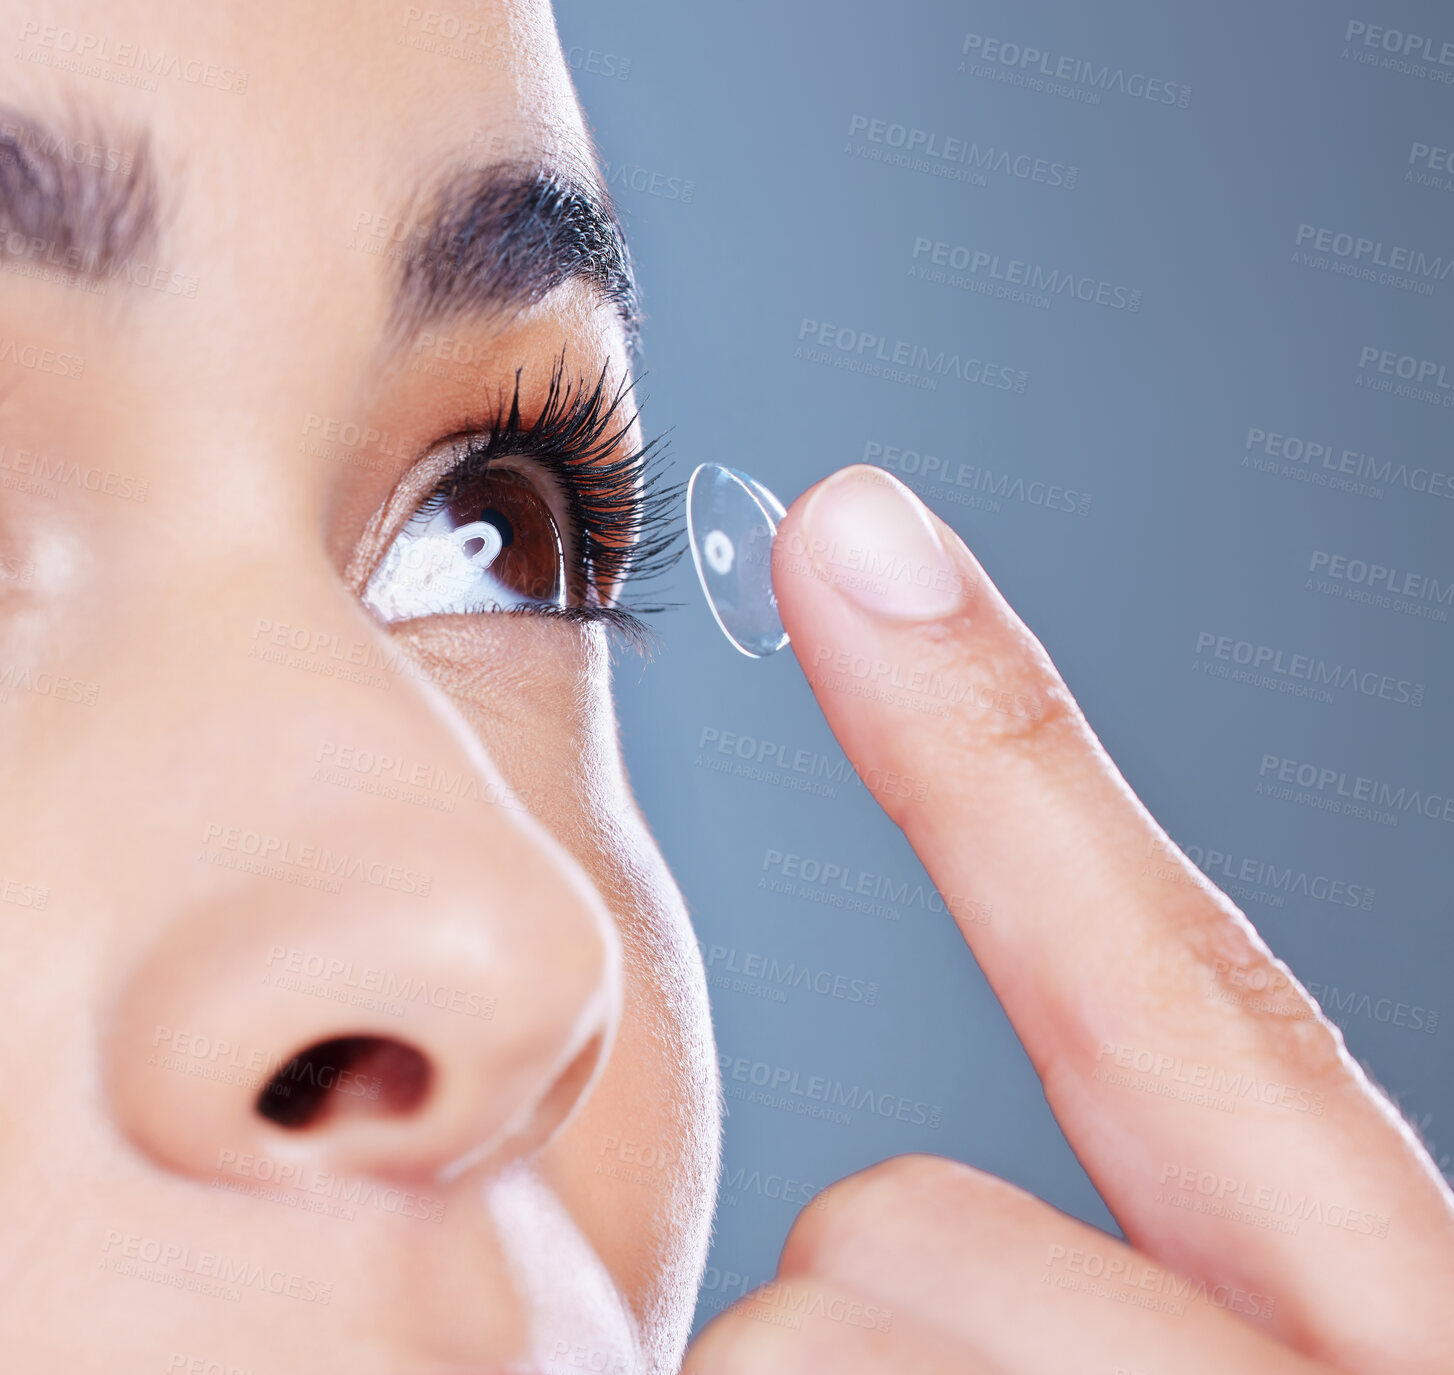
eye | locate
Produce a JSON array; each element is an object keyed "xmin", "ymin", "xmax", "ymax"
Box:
[
  {"xmin": 356, "ymin": 357, "xmax": 686, "ymax": 640},
  {"xmin": 363, "ymin": 459, "xmax": 569, "ymax": 624}
]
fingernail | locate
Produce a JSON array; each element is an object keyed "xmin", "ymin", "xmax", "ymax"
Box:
[{"xmin": 797, "ymin": 465, "xmax": 968, "ymax": 621}]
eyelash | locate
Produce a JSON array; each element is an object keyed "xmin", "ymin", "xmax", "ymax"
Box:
[{"xmin": 411, "ymin": 354, "xmax": 683, "ymax": 649}]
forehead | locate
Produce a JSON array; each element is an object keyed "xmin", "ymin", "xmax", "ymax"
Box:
[
  {"xmin": 0, "ymin": 1, "xmax": 636, "ymax": 413},
  {"xmin": 8, "ymin": 0, "xmax": 585, "ymax": 124},
  {"xmin": 3, "ymin": 0, "xmax": 597, "ymax": 253}
]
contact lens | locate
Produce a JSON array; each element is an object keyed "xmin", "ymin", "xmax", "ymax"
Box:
[{"xmin": 686, "ymin": 463, "xmax": 790, "ymax": 658}]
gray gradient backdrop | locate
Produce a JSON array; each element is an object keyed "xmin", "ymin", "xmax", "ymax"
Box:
[{"xmin": 553, "ymin": 0, "xmax": 1454, "ymax": 1333}]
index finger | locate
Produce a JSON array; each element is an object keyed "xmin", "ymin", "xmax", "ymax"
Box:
[{"xmin": 770, "ymin": 465, "xmax": 1454, "ymax": 1370}]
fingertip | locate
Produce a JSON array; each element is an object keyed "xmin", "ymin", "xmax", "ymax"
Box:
[{"xmin": 771, "ymin": 464, "xmax": 975, "ymax": 627}]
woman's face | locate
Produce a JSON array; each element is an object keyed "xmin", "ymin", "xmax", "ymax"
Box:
[{"xmin": 0, "ymin": 2, "xmax": 719, "ymax": 1370}]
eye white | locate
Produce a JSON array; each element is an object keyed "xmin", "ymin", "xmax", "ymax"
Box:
[{"xmin": 363, "ymin": 516, "xmax": 508, "ymax": 623}]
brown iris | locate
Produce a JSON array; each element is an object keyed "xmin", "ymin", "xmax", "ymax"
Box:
[{"xmin": 444, "ymin": 466, "xmax": 566, "ymax": 606}]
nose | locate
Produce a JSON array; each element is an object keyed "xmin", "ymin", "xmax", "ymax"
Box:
[
  {"xmin": 109, "ymin": 855, "xmax": 617, "ymax": 1185},
  {"xmin": 102, "ymin": 625, "xmax": 621, "ymax": 1188}
]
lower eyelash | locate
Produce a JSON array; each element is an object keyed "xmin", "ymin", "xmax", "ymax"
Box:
[
  {"xmin": 504, "ymin": 602, "xmax": 662, "ymax": 658},
  {"xmin": 429, "ymin": 352, "xmax": 685, "ymax": 643}
]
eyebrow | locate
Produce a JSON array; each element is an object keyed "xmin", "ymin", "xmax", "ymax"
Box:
[
  {"xmin": 0, "ymin": 105, "xmax": 640, "ymax": 353},
  {"xmin": 387, "ymin": 158, "xmax": 640, "ymax": 356},
  {"xmin": 0, "ymin": 106, "xmax": 159, "ymax": 281}
]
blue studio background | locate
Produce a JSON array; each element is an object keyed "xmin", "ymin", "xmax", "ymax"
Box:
[{"xmin": 553, "ymin": 0, "xmax": 1454, "ymax": 1333}]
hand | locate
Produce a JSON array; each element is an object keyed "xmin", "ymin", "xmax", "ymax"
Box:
[{"xmin": 683, "ymin": 465, "xmax": 1454, "ymax": 1374}]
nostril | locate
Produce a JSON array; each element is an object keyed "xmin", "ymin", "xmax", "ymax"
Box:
[{"xmin": 255, "ymin": 1035, "xmax": 432, "ymax": 1129}]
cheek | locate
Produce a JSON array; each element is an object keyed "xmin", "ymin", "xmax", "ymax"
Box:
[
  {"xmin": 543, "ymin": 805, "xmax": 720, "ymax": 1356},
  {"xmin": 503, "ymin": 692, "xmax": 722, "ymax": 1341},
  {"xmin": 390, "ymin": 618, "xmax": 721, "ymax": 1340}
]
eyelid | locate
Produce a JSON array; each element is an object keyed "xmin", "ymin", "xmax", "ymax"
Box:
[
  {"xmin": 343, "ymin": 432, "xmax": 474, "ymax": 598},
  {"xmin": 345, "ymin": 357, "xmax": 682, "ymax": 638}
]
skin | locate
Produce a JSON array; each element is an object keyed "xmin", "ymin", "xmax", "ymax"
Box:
[
  {"xmin": 688, "ymin": 466, "xmax": 1454, "ymax": 1373},
  {"xmin": 1, "ymin": 4, "xmax": 1450, "ymax": 1374},
  {"xmin": 0, "ymin": 2, "xmax": 716, "ymax": 1371}
]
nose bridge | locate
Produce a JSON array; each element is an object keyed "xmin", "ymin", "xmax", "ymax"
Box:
[{"xmin": 97, "ymin": 542, "xmax": 622, "ymax": 1186}]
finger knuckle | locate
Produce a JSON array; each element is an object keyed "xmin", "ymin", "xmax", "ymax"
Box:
[
  {"xmin": 936, "ymin": 622, "xmax": 1086, "ymax": 763},
  {"xmin": 679, "ymin": 1303, "xmax": 763, "ymax": 1374},
  {"xmin": 858, "ymin": 625, "xmax": 1088, "ymax": 831},
  {"xmin": 1181, "ymin": 922, "xmax": 1357, "ymax": 1091},
  {"xmin": 781, "ymin": 1154, "xmax": 1003, "ymax": 1276}
]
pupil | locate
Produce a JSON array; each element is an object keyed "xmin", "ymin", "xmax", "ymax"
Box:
[{"xmin": 479, "ymin": 507, "xmax": 513, "ymax": 547}]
